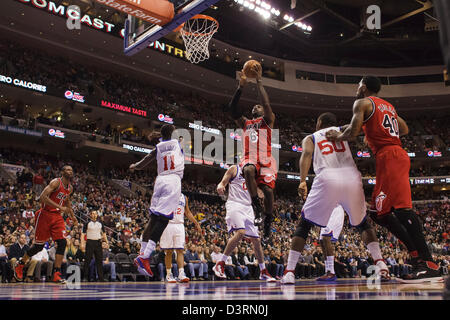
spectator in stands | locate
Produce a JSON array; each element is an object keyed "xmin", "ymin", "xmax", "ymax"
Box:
[
  {"xmin": 244, "ymin": 248, "xmax": 259, "ymax": 280},
  {"xmin": 99, "ymin": 241, "xmax": 117, "ymax": 282},
  {"xmin": 184, "ymin": 244, "xmax": 204, "ymax": 281},
  {"xmin": 0, "ymin": 236, "xmax": 9, "ymax": 283},
  {"xmin": 32, "ymin": 246, "xmax": 53, "ymax": 282},
  {"xmin": 231, "ymin": 247, "xmax": 249, "ymax": 280},
  {"xmin": 9, "ymin": 233, "xmax": 37, "ymax": 283}
]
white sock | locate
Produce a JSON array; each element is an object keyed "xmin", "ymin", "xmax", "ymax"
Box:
[
  {"xmin": 179, "ymin": 268, "xmax": 184, "ymax": 275},
  {"xmin": 166, "ymin": 268, "xmax": 172, "ymax": 276},
  {"xmin": 367, "ymin": 242, "xmax": 382, "ymax": 261},
  {"xmin": 286, "ymin": 250, "xmax": 301, "ymax": 271},
  {"xmin": 220, "ymin": 254, "xmax": 229, "ymax": 263},
  {"xmin": 142, "ymin": 240, "xmax": 156, "ymax": 259},
  {"xmin": 325, "ymin": 256, "xmax": 335, "ymax": 274},
  {"xmin": 259, "ymin": 263, "xmax": 265, "ymax": 271},
  {"xmin": 140, "ymin": 241, "xmax": 147, "ymax": 255}
]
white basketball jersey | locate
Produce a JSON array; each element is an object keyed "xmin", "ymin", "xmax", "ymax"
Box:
[
  {"xmin": 312, "ymin": 126, "xmax": 356, "ymax": 175},
  {"xmin": 170, "ymin": 193, "xmax": 186, "ymax": 224},
  {"xmin": 227, "ymin": 166, "xmax": 252, "ymax": 206},
  {"xmin": 156, "ymin": 139, "xmax": 184, "ymax": 179}
]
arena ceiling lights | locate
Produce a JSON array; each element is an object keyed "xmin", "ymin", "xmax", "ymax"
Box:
[
  {"xmin": 233, "ymin": 0, "xmax": 281, "ymax": 20},
  {"xmin": 283, "ymin": 14, "xmax": 312, "ymax": 32}
]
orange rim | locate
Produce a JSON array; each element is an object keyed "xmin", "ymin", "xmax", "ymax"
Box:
[{"xmin": 174, "ymin": 14, "xmax": 219, "ymax": 37}]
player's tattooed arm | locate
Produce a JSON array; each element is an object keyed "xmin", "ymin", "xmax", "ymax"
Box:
[
  {"xmin": 397, "ymin": 115, "xmax": 409, "ymax": 136},
  {"xmin": 255, "ymin": 64, "xmax": 275, "ymax": 128},
  {"xmin": 298, "ymin": 136, "xmax": 314, "ymax": 200},
  {"xmin": 40, "ymin": 179, "xmax": 69, "ymax": 213},
  {"xmin": 130, "ymin": 149, "xmax": 156, "ymax": 171},
  {"xmin": 326, "ymin": 98, "xmax": 369, "ymax": 142},
  {"xmin": 217, "ymin": 165, "xmax": 238, "ymax": 196},
  {"xmin": 228, "ymin": 73, "xmax": 248, "ymax": 128}
]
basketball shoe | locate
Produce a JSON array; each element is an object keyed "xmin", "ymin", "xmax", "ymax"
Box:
[
  {"xmin": 260, "ymin": 269, "xmax": 277, "ymax": 282},
  {"xmin": 166, "ymin": 273, "xmax": 177, "ymax": 283},
  {"xmin": 52, "ymin": 271, "xmax": 66, "ymax": 284},
  {"xmin": 375, "ymin": 259, "xmax": 391, "ymax": 281},
  {"xmin": 316, "ymin": 272, "xmax": 337, "ymax": 282},
  {"xmin": 280, "ymin": 269, "xmax": 295, "ymax": 284},
  {"xmin": 134, "ymin": 256, "xmax": 153, "ymax": 277},
  {"xmin": 399, "ymin": 261, "xmax": 443, "ymax": 283},
  {"xmin": 213, "ymin": 261, "xmax": 227, "ymax": 279},
  {"xmin": 178, "ymin": 269, "xmax": 190, "ymax": 283}
]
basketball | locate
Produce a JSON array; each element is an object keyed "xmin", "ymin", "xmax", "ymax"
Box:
[{"xmin": 242, "ymin": 59, "xmax": 261, "ymax": 78}]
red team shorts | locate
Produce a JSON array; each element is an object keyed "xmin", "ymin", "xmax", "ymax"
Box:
[
  {"xmin": 34, "ymin": 209, "xmax": 66, "ymax": 243},
  {"xmin": 372, "ymin": 145, "xmax": 412, "ymax": 216},
  {"xmin": 241, "ymin": 155, "xmax": 277, "ymax": 189}
]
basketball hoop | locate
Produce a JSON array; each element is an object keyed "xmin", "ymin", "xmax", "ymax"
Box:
[{"xmin": 178, "ymin": 14, "xmax": 219, "ymax": 64}]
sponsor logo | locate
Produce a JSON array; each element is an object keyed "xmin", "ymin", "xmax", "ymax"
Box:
[
  {"xmin": 357, "ymin": 151, "xmax": 371, "ymax": 158},
  {"xmin": 64, "ymin": 90, "xmax": 85, "ymax": 103},
  {"xmin": 48, "ymin": 128, "xmax": 65, "ymax": 139},
  {"xmin": 292, "ymin": 145, "xmax": 302, "ymax": 152},
  {"xmin": 427, "ymin": 151, "xmax": 442, "ymax": 157},
  {"xmin": 157, "ymin": 114, "xmax": 173, "ymax": 124}
]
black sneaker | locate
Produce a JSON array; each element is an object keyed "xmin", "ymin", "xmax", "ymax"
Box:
[
  {"xmin": 398, "ymin": 261, "xmax": 443, "ymax": 283},
  {"xmin": 263, "ymin": 214, "xmax": 273, "ymax": 239},
  {"xmin": 252, "ymin": 200, "xmax": 263, "ymax": 221}
]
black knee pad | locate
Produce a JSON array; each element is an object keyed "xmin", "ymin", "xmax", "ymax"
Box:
[
  {"xmin": 356, "ymin": 219, "xmax": 372, "ymax": 233},
  {"xmin": 293, "ymin": 218, "xmax": 314, "ymax": 239},
  {"xmin": 149, "ymin": 215, "xmax": 170, "ymax": 243},
  {"xmin": 26, "ymin": 243, "xmax": 45, "ymax": 257},
  {"xmin": 55, "ymin": 238, "xmax": 67, "ymax": 255}
]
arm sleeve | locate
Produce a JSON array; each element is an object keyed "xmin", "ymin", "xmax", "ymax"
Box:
[{"xmin": 228, "ymin": 87, "xmax": 243, "ymax": 120}]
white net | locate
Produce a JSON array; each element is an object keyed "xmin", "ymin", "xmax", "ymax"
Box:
[{"xmin": 180, "ymin": 15, "xmax": 218, "ymax": 64}]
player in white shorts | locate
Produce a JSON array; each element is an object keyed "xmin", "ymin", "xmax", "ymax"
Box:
[
  {"xmin": 129, "ymin": 124, "xmax": 185, "ymax": 277},
  {"xmin": 160, "ymin": 193, "xmax": 203, "ymax": 283},
  {"xmin": 317, "ymin": 205, "xmax": 345, "ymax": 281},
  {"xmin": 213, "ymin": 164, "xmax": 276, "ymax": 282},
  {"xmin": 281, "ymin": 113, "xmax": 389, "ymax": 284}
]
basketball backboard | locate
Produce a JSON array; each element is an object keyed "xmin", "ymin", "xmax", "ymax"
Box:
[{"xmin": 121, "ymin": 0, "xmax": 221, "ymax": 56}]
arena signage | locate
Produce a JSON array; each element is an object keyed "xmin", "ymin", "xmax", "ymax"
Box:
[
  {"xmin": 158, "ymin": 114, "xmax": 174, "ymax": 124},
  {"xmin": 122, "ymin": 143, "xmax": 152, "ymax": 153},
  {"xmin": 64, "ymin": 90, "xmax": 85, "ymax": 103},
  {"xmin": 291, "ymin": 145, "xmax": 302, "ymax": 152},
  {"xmin": 188, "ymin": 122, "xmax": 221, "ymax": 135},
  {"xmin": 0, "ymin": 124, "xmax": 42, "ymax": 137},
  {"xmin": 356, "ymin": 151, "xmax": 371, "ymax": 158},
  {"xmin": 427, "ymin": 151, "xmax": 442, "ymax": 157},
  {"xmin": 0, "ymin": 74, "xmax": 47, "ymax": 93},
  {"xmin": 48, "ymin": 128, "xmax": 65, "ymax": 138},
  {"xmin": 100, "ymin": 100, "xmax": 147, "ymax": 117}
]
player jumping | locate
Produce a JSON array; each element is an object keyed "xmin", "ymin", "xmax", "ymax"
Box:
[
  {"xmin": 227, "ymin": 63, "xmax": 277, "ymax": 239},
  {"xmin": 130, "ymin": 124, "xmax": 185, "ymax": 278},
  {"xmin": 212, "ymin": 164, "xmax": 276, "ymax": 282},
  {"xmin": 14, "ymin": 165, "xmax": 78, "ymax": 284},
  {"xmin": 325, "ymin": 76, "xmax": 442, "ymax": 283},
  {"xmin": 281, "ymin": 113, "xmax": 389, "ymax": 284}
]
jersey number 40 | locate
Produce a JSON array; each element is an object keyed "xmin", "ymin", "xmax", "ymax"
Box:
[
  {"xmin": 318, "ymin": 140, "xmax": 346, "ymax": 155},
  {"xmin": 382, "ymin": 114, "xmax": 399, "ymax": 137}
]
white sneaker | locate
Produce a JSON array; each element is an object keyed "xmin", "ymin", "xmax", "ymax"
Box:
[
  {"xmin": 178, "ymin": 270, "xmax": 190, "ymax": 283},
  {"xmin": 375, "ymin": 260, "xmax": 391, "ymax": 281},
  {"xmin": 166, "ymin": 273, "xmax": 177, "ymax": 283},
  {"xmin": 280, "ymin": 270, "xmax": 296, "ymax": 284}
]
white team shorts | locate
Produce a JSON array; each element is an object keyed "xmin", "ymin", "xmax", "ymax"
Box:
[
  {"xmin": 225, "ymin": 201, "xmax": 259, "ymax": 239},
  {"xmin": 320, "ymin": 205, "xmax": 345, "ymax": 241},
  {"xmin": 160, "ymin": 223, "xmax": 185, "ymax": 250},
  {"xmin": 302, "ymin": 167, "xmax": 366, "ymax": 227},
  {"xmin": 150, "ymin": 174, "xmax": 181, "ymax": 218}
]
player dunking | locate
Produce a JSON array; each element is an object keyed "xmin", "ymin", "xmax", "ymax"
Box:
[
  {"xmin": 130, "ymin": 124, "xmax": 184, "ymax": 277},
  {"xmin": 326, "ymin": 76, "xmax": 442, "ymax": 283},
  {"xmin": 227, "ymin": 63, "xmax": 277, "ymax": 239},
  {"xmin": 14, "ymin": 165, "xmax": 78, "ymax": 283},
  {"xmin": 281, "ymin": 113, "xmax": 389, "ymax": 284},
  {"xmin": 160, "ymin": 193, "xmax": 203, "ymax": 283},
  {"xmin": 212, "ymin": 164, "xmax": 276, "ymax": 282}
]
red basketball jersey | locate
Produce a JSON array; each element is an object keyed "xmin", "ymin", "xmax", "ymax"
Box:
[
  {"xmin": 42, "ymin": 178, "xmax": 72, "ymax": 213},
  {"xmin": 243, "ymin": 117, "xmax": 272, "ymax": 159},
  {"xmin": 362, "ymin": 96, "xmax": 402, "ymax": 155}
]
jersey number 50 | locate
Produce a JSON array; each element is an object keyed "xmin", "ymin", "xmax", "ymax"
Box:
[{"xmin": 318, "ymin": 140, "xmax": 346, "ymax": 155}]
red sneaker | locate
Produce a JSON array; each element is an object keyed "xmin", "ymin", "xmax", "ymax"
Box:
[
  {"xmin": 52, "ymin": 271, "xmax": 66, "ymax": 284},
  {"xmin": 14, "ymin": 261, "xmax": 24, "ymax": 282},
  {"xmin": 134, "ymin": 256, "xmax": 153, "ymax": 277},
  {"xmin": 260, "ymin": 269, "xmax": 276, "ymax": 282},
  {"xmin": 213, "ymin": 261, "xmax": 226, "ymax": 279}
]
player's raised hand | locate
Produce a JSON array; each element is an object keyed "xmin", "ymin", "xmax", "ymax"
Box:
[
  {"xmin": 129, "ymin": 163, "xmax": 137, "ymax": 172},
  {"xmin": 253, "ymin": 63, "xmax": 263, "ymax": 80},
  {"xmin": 298, "ymin": 181, "xmax": 308, "ymax": 200},
  {"xmin": 238, "ymin": 71, "xmax": 248, "ymax": 88},
  {"xmin": 325, "ymin": 129, "xmax": 340, "ymax": 142}
]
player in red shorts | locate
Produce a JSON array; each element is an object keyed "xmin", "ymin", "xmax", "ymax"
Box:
[
  {"xmin": 14, "ymin": 165, "xmax": 78, "ymax": 283},
  {"xmin": 326, "ymin": 76, "xmax": 442, "ymax": 283},
  {"xmin": 227, "ymin": 63, "xmax": 277, "ymax": 239}
]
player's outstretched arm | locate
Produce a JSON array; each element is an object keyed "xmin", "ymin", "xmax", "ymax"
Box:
[
  {"xmin": 129, "ymin": 149, "xmax": 157, "ymax": 171},
  {"xmin": 255, "ymin": 64, "xmax": 275, "ymax": 128},
  {"xmin": 326, "ymin": 98, "xmax": 370, "ymax": 142},
  {"xmin": 217, "ymin": 165, "xmax": 238, "ymax": 196},
  {"xmin": 397, "ymin": 116, "xmax": 409, "ymax": 136},
  {"xmin": 298, "ymin": 136, "xmax": 314, "ymax": 200},
  {"xmin": 40, "ymin": 179, "xmax": 68, "ymax": 213},
  {"xmin": 228, "ymin": 73, "xmax": 248, "ymax": 128},
  {"xmin": 184, "ymin": 196, "xmax": 203, "ymax": 239}
]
